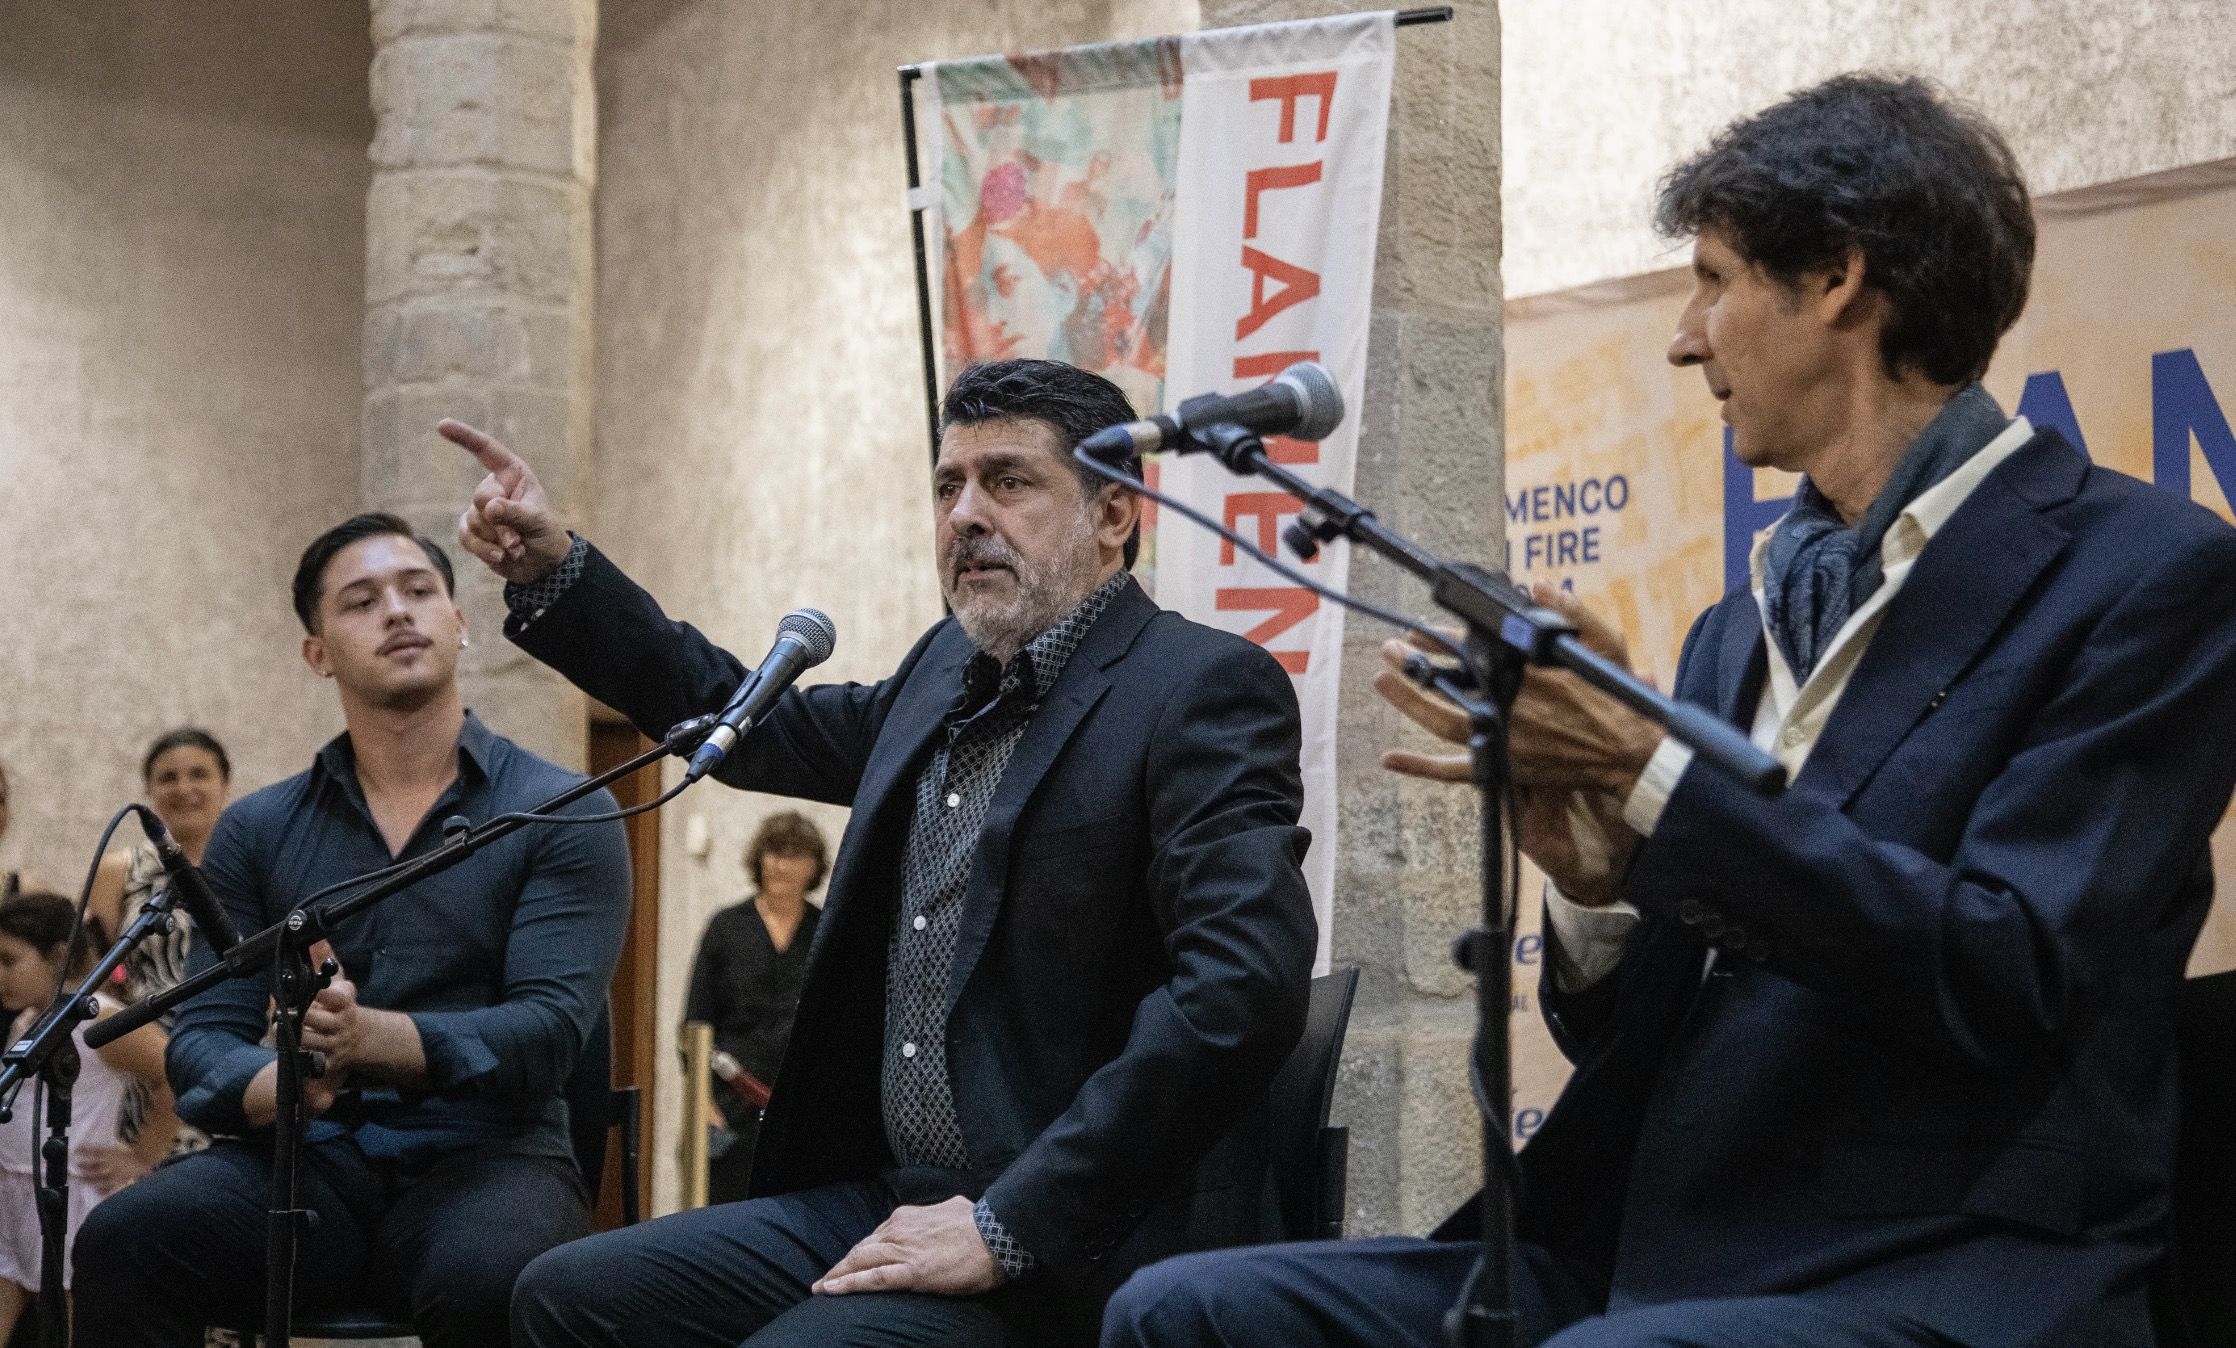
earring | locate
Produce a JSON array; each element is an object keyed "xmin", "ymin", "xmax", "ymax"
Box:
[{"xmin": 460, "ymin": 636, "xmax": 471, "ymax": 649}]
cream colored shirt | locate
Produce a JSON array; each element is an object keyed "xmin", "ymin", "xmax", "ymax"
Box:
[{"xmin": 1545, "ymin": 416, "xmax": 2036, "ymax": 990}]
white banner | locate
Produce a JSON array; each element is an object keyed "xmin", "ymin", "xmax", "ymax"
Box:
[{"xmin": 1160, "ymin": 14, "xmax": 1394, "ymax": 969}]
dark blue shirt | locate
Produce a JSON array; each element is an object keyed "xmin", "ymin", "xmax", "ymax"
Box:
[{"xmin": 168, "ymin": 713, "xmax": 631, "ymax": 1167}]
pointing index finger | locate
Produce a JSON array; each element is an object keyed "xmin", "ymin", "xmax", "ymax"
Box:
[{"xmin": 438, "ymin": 418, "xmax": 523, "ymax": 475}]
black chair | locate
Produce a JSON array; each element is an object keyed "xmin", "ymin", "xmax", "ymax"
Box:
[
  {"xmin": 2150, "ymin": 967, "xmax": 2236, "ymax": 1348},
  {"xmin": 228, "ymin": 1006, "xmax": 642, "ymax": 1344},
  {"xmin": 1266, "ymin": 965, "xmax": 1361, "ymax": 1241}
]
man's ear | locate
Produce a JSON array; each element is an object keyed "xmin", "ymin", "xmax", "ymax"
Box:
[
  {"xmin": 302, "ymin": 632, "xmax": 331, "ymax": 679},
  {"xmin": 1815, "ymin": 243, "xmax": 1872, "ymax": 328},
  {"xmin": 1097, "ymin": 482, "xmax": 1142, "ymax": 552}
]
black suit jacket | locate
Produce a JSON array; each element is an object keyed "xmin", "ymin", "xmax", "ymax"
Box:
[
  {"xmin": 1502, "ymin": 431, "xmax": 2236, "ymax": 1347},
  {"xmin": 512, "ymin": 545, "xmax": 1315, "ymax": 1318}
]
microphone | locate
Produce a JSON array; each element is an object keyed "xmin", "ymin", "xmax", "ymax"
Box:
[
  {"xmin": 710, "ymin": 1048, "xmax": 772, "ymax": 1110},
  {"xmin": 133, "ymin": 806, "xmax": 241, "ymax": 956},
  {"xmin": 1078, "ymin": 361, "xmax": 1344, "ymax": 465},
  {"xmin": 684, "ymin": 608, "xmax": 838, "ymax": 784}
]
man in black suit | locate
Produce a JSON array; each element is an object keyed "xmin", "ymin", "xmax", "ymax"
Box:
[
  {"xmin": 443, "ymin": 358, "xmax": 1316, "ymax": 1346},
  {"xmin": 1101, "ymin": 74, "xmax": 2236, "ymax": 1347}
]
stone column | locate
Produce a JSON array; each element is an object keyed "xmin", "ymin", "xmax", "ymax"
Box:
[
  {"xmin": 362, "ymin": 0, "xmax": 597, "ymax": 768},
  {"xmin": 1198, "ymin": 0, "xmax": 1502, "ymax": 1237}
]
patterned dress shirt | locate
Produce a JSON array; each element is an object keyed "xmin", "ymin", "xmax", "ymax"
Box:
[{"xmin": 886, "ymin": 571, "xmax": 1127, "ymax": 1279}]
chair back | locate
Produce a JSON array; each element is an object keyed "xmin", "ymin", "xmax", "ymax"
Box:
[
  {"xmin": 1265, "ymin": 965, "xmax": 1359, "ymax": 1241},
  {"xmin": 2152, "ymin": 968, "xmax": 2236, "ymax": 1347},
  {"xmin": 565, "ymin": 1001, "xmax": 616, "ymax": 1191}
]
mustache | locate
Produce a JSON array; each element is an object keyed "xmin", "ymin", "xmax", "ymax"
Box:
[{"xmin": 947, "ymin": 537, "xmax": 1023, "ymax": 574}]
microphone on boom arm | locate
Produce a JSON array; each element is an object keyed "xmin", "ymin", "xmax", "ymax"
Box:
[
  {"xmin": 1077, "ymin": 361, "xmax": 1345, "ymax": 467},
  {"xmin": 682, "ymin": 608, "xmax": 839, "ymax": 786},
  {"xmin": 133, "ymin": 806, "xmax": 243, "ymax": 956}
]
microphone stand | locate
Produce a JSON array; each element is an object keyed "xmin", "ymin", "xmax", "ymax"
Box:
[
  {"xmin": 0, "ymin": 854, "xmax": 197, "ymax": 1348},
  {"xmin": 87, "ymin": 713, "xmax": 721, "ymax": 1348},
  {"xmin": 1180, "ymin": 422, "xmax": 1785, "ymax": 1348}
]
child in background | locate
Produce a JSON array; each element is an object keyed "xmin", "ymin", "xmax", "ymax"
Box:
[{"xmin": 0, "ymin": 891, "xmax": 170, "ymax": 1339}]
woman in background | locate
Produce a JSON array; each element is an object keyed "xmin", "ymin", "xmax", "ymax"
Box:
[
  {"xmin": 84, "ymin": 728, "xmax": 233, "ymax": 1183},
  {"xmin": 682, "ymin": 810, "xmax": 827, "ymax": 1203},
  {"xmin": 0, "ymin": 890, "xmax": 171, "ymax": 1339}
]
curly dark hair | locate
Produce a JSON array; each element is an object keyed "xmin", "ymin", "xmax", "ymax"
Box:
[
  {"xmin": 940, "ymin": 359, "xmax": 1143, "ymax": 568},
  {"xmin": 1655, "ymin": 73, "xmax": 2034, "ymax": 386},
  {"xmin": 743, "ymin": 810, "xmax": 830, "ymax": 893}
]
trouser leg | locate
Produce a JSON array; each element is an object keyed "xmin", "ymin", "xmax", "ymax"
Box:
[
  {"xmin": 512, "ymin": 1179, "xmax": 894, "ymax": 1348},
  {"xmin": 373, "ymin": 1149, "xmax": 590, "ymax": 1348},
  {"xmin": 1100, "ymin": 1237, "xmax": 1594, "ymax": 1348},
  {"xmin": 1542, "ymin": 1294, "xmax": 1954, "ymax": 1347},
  {"xmin": 742, "ymin": 1286, "xmax": 1007, "ymax": 1348},
  {"xmin": 71, "ymin": 1138, "xmax": 376, "ymax": 1348}
]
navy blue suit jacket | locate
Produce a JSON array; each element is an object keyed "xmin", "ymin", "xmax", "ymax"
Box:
[{"xmin": 1510, "ymin": 430, "xmax": 2236, "ymax": 1346}]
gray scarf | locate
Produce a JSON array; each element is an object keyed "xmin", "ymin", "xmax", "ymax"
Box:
[{"xmin": 1762, "ymin": 383, "xmax": 2011, "ymax": 681}]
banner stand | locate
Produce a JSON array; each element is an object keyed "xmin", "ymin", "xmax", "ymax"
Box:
[{"xmin": 897, "ymin": 4, "xmax": 1452, "ymax": 463}]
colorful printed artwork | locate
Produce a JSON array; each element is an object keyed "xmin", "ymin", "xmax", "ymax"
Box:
[{"xmin": 934, "ymin": 37, "xmax": 1185, "ymax": 422}]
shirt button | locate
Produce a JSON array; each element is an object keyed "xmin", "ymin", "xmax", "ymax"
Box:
[
  {"xmin": 946, "ymin": 792, "xmax": 961, "ymax": 808},
  {"xmin": 902, "ymin": 1042, "xmax": 918, "ymax": 1058},
  {"xmin": 1780, "ymin": 725, "xmax": 1806, "ymax": 747},
  {"xmin": 913, "ymin": 915, "xmax": 928, "ymax": 931}
]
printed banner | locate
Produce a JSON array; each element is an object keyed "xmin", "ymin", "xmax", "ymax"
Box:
[
  {"xmin": 924, "ymin": 16, "xmax": 1397, "ymax": 968},
  {"xmin": 1499, "ymin": 157, "xmax": 2236, "ymax": 1145}
]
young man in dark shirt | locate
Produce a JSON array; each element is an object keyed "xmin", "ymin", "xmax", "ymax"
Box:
[{"xmin": 72, "ymin": 513, "xmax": 633, "ymax": 1348}]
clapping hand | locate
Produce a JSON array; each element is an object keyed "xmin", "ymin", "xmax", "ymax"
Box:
[{"xmin": 1372, "ymin": 584, "xmax": 1656, "ymax": 904}]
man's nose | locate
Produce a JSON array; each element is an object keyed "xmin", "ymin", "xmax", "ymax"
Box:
[
  {"xmin": 948, "ymin": 481, "xmax": 991, "ymax": 533},
  {"xmin": 1668, "ymin": 310, "xmax": 1709, "ymax": 368}
]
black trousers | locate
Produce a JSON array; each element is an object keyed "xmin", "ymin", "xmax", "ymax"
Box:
[
  {"xmin": 71, "ymin": 1136, "xmax": 588, "ymax": 1348},
  {"xmin": 513, "ymin": 1178, "xmax": 1014, "ymax": 1348},
  {"xmin": 1097, "ymin": 1237, "xmax": 1966, "ymax": 1348}
]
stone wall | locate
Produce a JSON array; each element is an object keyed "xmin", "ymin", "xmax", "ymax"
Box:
[
  {"xmin": 0, "ymin": 2, "xmax": 371, "ymax": 888},
  {"xmin": 363, "ymin": 0, "xmax": 599, "ymax": 769},
  {"xmin": 593, "ymin": 0, "xmax": 1200, "ymax": 1215}
]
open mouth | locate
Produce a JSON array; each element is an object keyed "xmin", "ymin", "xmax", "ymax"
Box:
[{"xmin": 952, "ymin": 558, "xmax": 1014, "ymax": 584}]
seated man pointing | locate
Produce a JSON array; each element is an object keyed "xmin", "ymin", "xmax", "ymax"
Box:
[{"xmin": 448, "ymin": 358, "xmax": 1317, "ymax": 1347}]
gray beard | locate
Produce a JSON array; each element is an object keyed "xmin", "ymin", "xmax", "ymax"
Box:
[{"xmin": 945, "ymin": 518, "xmax": 1103, "ymax": 665}]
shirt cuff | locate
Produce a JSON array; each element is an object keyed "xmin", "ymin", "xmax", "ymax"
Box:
[
  {"xmin": 1622, "ymin": 735, "xmax": 1695, "ymax": 837},
  {"xmin": 503, "ymin": 534, "xmax": 589, "ymax": 628},
  {"xmin": 973, "ymin": 1198, "xmax": 1036, "ymax": 1281},
  {"xmin": 406, "ymin": 1010, "xmax": 501, "ymax": 1094},
  {"xmin": 1543, "ymin": 883, "xmax": 1642, "ymax": 993},
  {"xmin": 173, "ymin": 1042, "xmax": 278, "ymax": 1137}
]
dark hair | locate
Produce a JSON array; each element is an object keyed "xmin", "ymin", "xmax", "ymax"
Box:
[
  {"xmin": 939, "ymin": 359, "xmax": 1143, "ymax": 568},
  {"xmin": 292, "ymin": 512, "xmax": 457, "ymax": 633},
  {"xmin": 744, "ymin": 810, "xmax": 830, "ymax": 893},
  {"xmin": 0, "ymin": 891, "xmax": 92, "ymax": 980},
  {"xmin": 142, "ymin": 727, "xmax": 231, "ymax": 786},
  {"xmin": 1655, "ymin": 73, "xmax": 2034, "ymax": 386}
]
